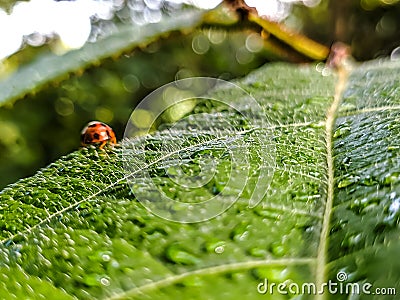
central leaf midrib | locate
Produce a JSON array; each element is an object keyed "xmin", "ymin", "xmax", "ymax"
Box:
[
  {"xmin": 315, "ymin": 67, "xmax": 350, "ymax": 299},
  {"xmin": 107, "ymin": 258, "xmax": 316, "ymax": 300}
]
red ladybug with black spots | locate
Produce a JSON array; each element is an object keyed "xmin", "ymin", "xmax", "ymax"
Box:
[{"xmin": 81, "ymin": 121, "xmax": 116, "ymax": 149}]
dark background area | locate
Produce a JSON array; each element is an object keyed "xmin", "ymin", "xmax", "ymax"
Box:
[{"xmin": 0, "ymin": 0, "xmax": 400, "ymax": 189}]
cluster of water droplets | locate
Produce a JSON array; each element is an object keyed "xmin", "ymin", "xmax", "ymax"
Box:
[{"xmin": 122, "ymin": 77, "xmax": 276, "ymax": 223}]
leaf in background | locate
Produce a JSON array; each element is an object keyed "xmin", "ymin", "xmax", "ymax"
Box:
[
  {"xmin": 1, "ymin": 60, "xmax": 400, "ymax": 299},
  {"xmin": 0, "ymin": 11, "xmax": 203, "ymax": 107}
]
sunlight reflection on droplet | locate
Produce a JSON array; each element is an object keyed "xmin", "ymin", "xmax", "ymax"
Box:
[
  {"xmin": 144, "ymin": 0, "xmax": 163, "ymax": 10},
  {"xmin": 0, "ymin": 9, "xmax": 23, "ymax": 60},
  {"xmin": 128, "ymin": 0, "xmax": 146, "ymax": 11},
  {"xmin": 100, "ymin": 277, "xmax": 111, "ymax": 286},
  {"xmin": 26, "ymin": 32, "xmax": 46, "ymax": 47},
  {"xmin": 215, "ymin": 245, "xmax": 224, "ymax": 254},
  {"xmin": 143, "ymin": 7, "xmax": 162, "ymax": 23},
  {"xmin": 131, "ymin": 10, "xmax": 147, "ymax": 25}
]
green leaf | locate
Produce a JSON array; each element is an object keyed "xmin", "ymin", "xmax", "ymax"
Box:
[
  {"xmin": 1, "ymin": 60, "xmax": 400, "ymax": 299},
  {"xmin": 0, "ymin": 11, "xmax": 203, "ymax": 107}
]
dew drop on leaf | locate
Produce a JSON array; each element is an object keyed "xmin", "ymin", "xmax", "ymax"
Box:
[
  {"xmin": 383, "ymin": 172, "xmax": 400, "ymax": 185},
  {"xmin": 333, "ymin": 126, "xmax": 351, "ymax": 138},
  {"xmin": 83, "ymin": 274, "xmax": 110, "ymax": 287},
  {"xmin": 181, "ymin": 276, "xmax": 204, "ymax": 288},
  {"xmin": 254, "ymin": 208, "xmax": 281, "ymax": 221},
  {"xmin": 230, "ymin": 222, "xmax": 250, "ymax": 242},
  {"xmin": 305, "ymin": 225, "xmax": 315, "ymax": 233},
  {"xmin": 253, "ymin": 266, "xmax": 289, "ymax": 282},
  {"xmin": 249, "ymin": 247, "xmax": 268, "ymax": 258},
  {"xmin": 165, "ymin": 244, "xmax": 200, "ymax": 265},
  {"xmin": 214, "ymin": 246, "xmax": 224, "ymax": 254},
  {"xmin": 100, "ymin": 276, "xmax": 111, "ymax": 286},
  {"xmin": 204, "ymin": 240, "xmax": 225, "ymax": 253},
  {"xmin": 338, "ymin": 103, "xmax": 357, "ymax": 113},
  {"xmin": 388, "ymin": 145, "xmax": 400, "ymax": 151},
  {"xmin": 360, "ymin": 175, "xmax": 377, "ymax": 186},
  {"xmin": 269, "ymin": 241, "xmax": 287, "ymax": 257},
  {"xmin": 347, "ymin": 233, "xmax": 363, "ymax": 247},
  {"xmin": 337, "ymin": 175, "xmax": 360, "ymax": 188}
]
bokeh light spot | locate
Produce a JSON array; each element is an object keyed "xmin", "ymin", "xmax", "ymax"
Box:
[
  {"xmin": 95, "ymin": 107, "xmax": 114, "ymax": 123},
  {"xmin": 236, "ymin": 46, "xmax": 254, "ymax": 64},
  {"xmin": 122, "ymin": 74, "xmax": 140, "ymax": 93},
  {"xmin": 245, "ymin": 33, "xmax": 264, "ymax": 53},
  {"xmin": 192, "ymin": 34, "xmax": 210, "ymax": 55},
  {"xmin": 55, "ymin": 97, "xmax": 75, "ymax": 117}
]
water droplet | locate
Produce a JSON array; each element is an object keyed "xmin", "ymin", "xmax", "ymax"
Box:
[
  {"xmin": 165, "ymin": 244, "xmax": 200, "ymax": 265},
  {"xmin": 181, "ymin": 276, "xmax": 204, "ymax": 287},
  {"xmin": 330, "ymin": 219, "xmax": 347, "ymax": 234},
  {"xmin": 249, "ymin": 247, "xmax": 268, "ymax": 257},
  {"xmin": 342, "ymin": 233, "xmax": 363, "ymax": 248},
  {"xmin": 337, "ymin": 175, "xmax": 360, "ymax": 188},
  {"xmin": 383, "ymin": 172, "xmax": 400, "ymax": 185},
  {"xmin": 100, "ymin": 276, "xmax": 111, "ymax": 286},
  {"xmin": 102, "ymin": 253, "xmax": 111, "ymax": 262},
  {"xmin": 333, "ymin": 126, "xmax": 351, "ymax": 138},
  {"xmin": 360, "ymin": 175, "xmax": 377, "ymax": 186},
  {"xmin": 204, "ymin": 241, "xmax": 225, "ymax": 253},
  {"xmin": 269, "ymin": 242, "xmax": 287, "ymax": 257},
  {"xmin": 111, "ymin": 260, "xmax": 120, "ymax": 269},
  {"xmin": 305, "ymin": 225, "xmax": 315, "ymax": 233},
  {"xmin": 338, "ymin": 103, "xmax": 357, "ymax": 113},
  {"xmin": 389, "ymin": 198, "xmax": 400, "ymax": 213},
  {"xmin": 144, "ymin": 0, "xmax": 162, "ymax": 10},
  {"xmin": 383, "ymin": 193, "xmax": 400, "ymax": 224},
  {"xmin": 308, "ymin": 121, "xmax": 325, "ymax": 129},
  {"xmin": 254, "ymin": 208, "xmax": 281, "ymax": 221},
  {"xmin": 253, "ymin": 266, "xmax": 289, "ymax": 281},
  {"xmin": 215, "ymin": 245, "xmax": 224, "ymax": 254},
  {"xmin": 388, "ymin": 145, "xmax": 400, "ymax": 151},
  {"xmin": 230, "ymin": 222, "xmax": 250, "ymax": 241},
  {"xmin": 83, "ymin": 274, "xmax": 107, "ymax": 287},
  {"xmin": 61, "ymin": 249, "xmax": 70, "ymax": 259},
  {"xmin": 143, "ymin": 7, "xmax": 162, "ymax": 23}
]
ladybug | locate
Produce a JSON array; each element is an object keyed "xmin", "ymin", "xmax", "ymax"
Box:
[{"xmin": 81, "ymin": 121, "xmax": 117, "ymax": 149}]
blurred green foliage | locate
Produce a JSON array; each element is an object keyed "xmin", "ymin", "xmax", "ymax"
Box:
[
  {"xmin": 1, "ymin": 0, "xmax": 400, "ymax": 189},
  {"xmin": 0, "ymin": 30, "xmax": 269, "ymax": 188},
  {"xmin": 293, "ymin": 0, "xmax": 400, "ymax": 60}
]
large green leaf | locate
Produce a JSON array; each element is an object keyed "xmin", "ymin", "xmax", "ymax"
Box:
[
  {"xmin": 1, "ymin": 60, "xmax": 399, "ymax": 299},
  {"xmin": 0, "ymin": 11, "xmax": 203, "ymax": 106}
]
